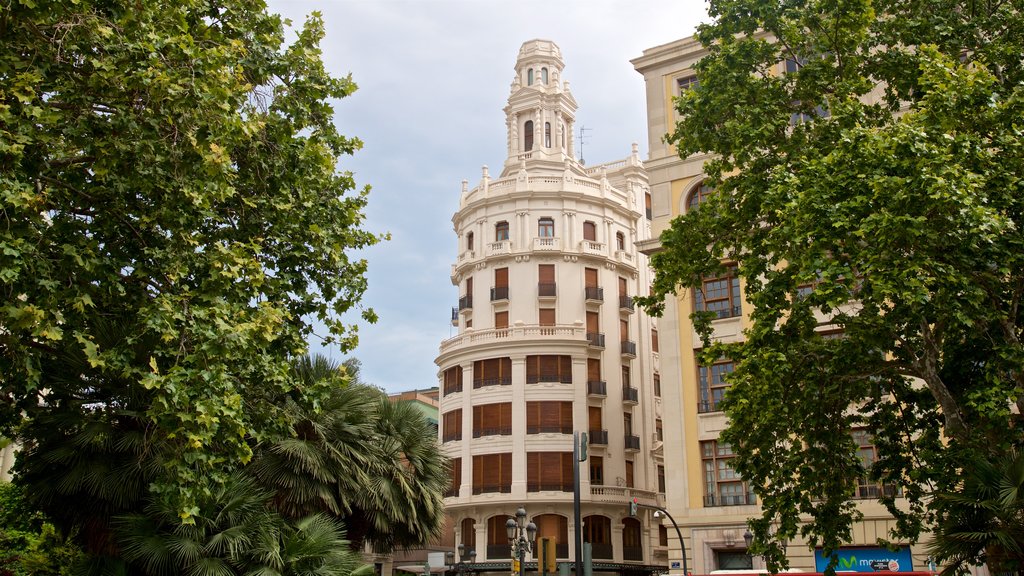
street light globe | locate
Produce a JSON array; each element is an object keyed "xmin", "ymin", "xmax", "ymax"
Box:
[{"xmin": 506, "ymin": 517, "xmax": 517, "ymax": 541}]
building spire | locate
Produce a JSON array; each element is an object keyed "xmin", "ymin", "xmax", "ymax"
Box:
[{"xmin": 501, "ymin": 39, "xmax": 579, "ymax": 177}]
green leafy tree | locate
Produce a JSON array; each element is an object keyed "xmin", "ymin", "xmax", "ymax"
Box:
[
  {"xmin": 0, "ymin": 482, "xmax": 83, "ymax": 576},
  {"xmin": 0, "ymin": 0, "xmax": 380, "ymax": 521},
  {"xmin": 639, "ymin": 0, "xmax": 1024, "ymax": 572}
]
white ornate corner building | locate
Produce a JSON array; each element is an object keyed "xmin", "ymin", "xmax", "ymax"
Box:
[{"xmin": 436, "ymin": 40, "xmax": 669, "ymax": 576}]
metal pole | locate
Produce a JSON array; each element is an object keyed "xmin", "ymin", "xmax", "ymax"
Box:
[
  {"xmin": 647, "ymin": 504, "xmax": 688, "ymax": 573},
  {"xmin": 573, "ymin": 432, "xmax": 583, "ymax": 576},
  {"xmin": 519, "ymin": 537, "xmax": 526, "ymax": 576}
]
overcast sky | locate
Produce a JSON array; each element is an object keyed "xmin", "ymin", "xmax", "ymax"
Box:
[{"xmin": 267, "ymin": 0, "xmax": 709, "ymax": 393}]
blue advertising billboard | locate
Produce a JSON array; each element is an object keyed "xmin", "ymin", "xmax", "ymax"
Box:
[{"xmin": 814, "ymin": 546, "xmax": 913, "ymax": 572}]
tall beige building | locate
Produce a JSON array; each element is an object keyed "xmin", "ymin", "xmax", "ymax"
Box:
[
  {"xmin": 632, "ymin": 36, "xmax": 933, "ymax": 575},
  {"xmin": 436, "ymin": 39, "xmax": 668, "ymax": 576}
]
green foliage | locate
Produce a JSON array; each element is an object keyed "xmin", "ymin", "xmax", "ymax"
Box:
[
  {"xmin": 0, "ymin": 483, "xmax": 83, "ymax": 576},
  {"xmin": 250, "ymin": 356, "xmax": 448, "ymax": 553},
  {"xmin": 928, "ymin": 449, "xmax": 1024, "ymax": 576},
  {"xmin": 0, "ymin": 0, "xmax": 380, "ymax": 521},
  {"xmin": 639, "ymin": 0, "xmax": 1024, "ymax": 572}
]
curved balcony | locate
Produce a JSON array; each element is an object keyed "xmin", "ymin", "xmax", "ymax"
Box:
[{"xmin": 438, "ymin": 323, "xmax": 587, "ymax": 355}]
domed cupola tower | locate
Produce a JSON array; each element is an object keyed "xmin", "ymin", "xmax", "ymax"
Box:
[{"xmin": 502, "ymin": 39, "xmax": 578, "ymax": 176}]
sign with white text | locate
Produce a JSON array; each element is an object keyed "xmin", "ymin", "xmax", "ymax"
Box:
[{"xmin": 814, "ymin": 546, "xmax": 913, "ymax": 572}]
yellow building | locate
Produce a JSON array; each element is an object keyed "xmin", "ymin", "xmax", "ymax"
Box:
[{"xmin": 631, "ymin": 36, "xmax": 935, "ymax": 575}]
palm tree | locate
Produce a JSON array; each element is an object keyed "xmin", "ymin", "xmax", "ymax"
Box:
[
  {"xmin": 110, "ymin": 472, "xmax": 369, "ymax": 576},
  {"xmin": 354, "ymin": 395, "xmax": 447, "ymax": 553},
  {"xmin": 250, "ymin": 355, "xmax": 448, "ymax": 552},
  {"xmin": 928, "ymin": 448, "xmax": 1024, "ymax": 576}
]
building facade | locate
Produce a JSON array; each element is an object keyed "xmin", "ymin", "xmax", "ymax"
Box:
[
  {"xmin": 436, "ymin": 39, "xmax": 667, "ymax": 576},
  {"xmin": 632, "ymin": 36, "xmax": 934, "ymax": 575}
]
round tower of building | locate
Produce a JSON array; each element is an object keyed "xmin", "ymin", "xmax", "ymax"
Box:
[{"xmin": 437, "ymin": 40, "xmax": 662, "ymax": 576}]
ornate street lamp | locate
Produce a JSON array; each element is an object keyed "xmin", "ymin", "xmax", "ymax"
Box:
[
  {"xmin": 506, "ymin": 507, "xmax": 537, "ymax": 576},
  {"xmin": 447, "ymin": 544, "xmax": 476, "ymax": 576}
]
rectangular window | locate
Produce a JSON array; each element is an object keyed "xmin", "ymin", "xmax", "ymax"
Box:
[
  {"xmin": 472, "ymin": 453, "xmax": 512, "ymax": 494},
  {"xmin": 447, "ymin": 457, "xmax": 461, "ymax": 497},
  {"xmin": 651, "ymin": 328, "xmax": 659, "ymax": 353},
  {"xmin": 694, "ymin": 265, "xmax": 742, "ymax": 319},
  {"xmin": 473, "ymin": 402, "xmax": 512, "ymax": 437},
  {"xmin": 677, "ymin": 75, "xmax": 699, "ymax": 94},
  {"xmin": 852, "ymin": 429, "xmax": 900, "ymax": 498},
  {"xmin": 474, "ymin": 357, "xmax": 512, "ymax": 388},
  {"xmin": 653, "ymin": 373, "xmax": 661, "ymax": 397},
  {"xmin": 658, "ymin": 464, "xmax": 666, "ymax": 493},
  {"xmin": 442, "ymin": 409, "xmax": 462, "ymax": 443},
  {"xmin": 701, "ymin": 440, "xmax": 754, "ymax": 506},
  {"xmin": 443, "ymin": 366, "xmax": 463, "ymax": 396},
  {"xmin": 526, "ymin": 355, "xmax": 572, "ymax": 384},
  {"xmin": 495, "ymin": 221, "xmax": 509, "ymax": 241},
  {"xmin": 495, "ymin": 311, "xmax": 508, "ymax": 329},
  {"xmin": 539, "ymin": 308, "xmax": 555, "ymax": 326},
  {"xmin": 538, "ymin": 217, "xmax": 555, "ymax": 237},
  {"xmin": 656, "ymin": 419, "xmax": 663, "ymax": 442},
  {"xmin": 658, "ymin": 525, "xmax": 668, "ymax": 547},
  {"xmin": 526, "ymin": 401, "xmax": 573, "ymax": 434},
  {"xmin": 589, "ymin": 455, "xmax": 604, "ymax": 485},
  {"xmin": 625, "ymin": 460, "xmax": 634, "ymax": 488},
  {"xmin": 527, "ymin": 452, "xmax": 574, "ymax": 492},
  {"xmin": 583, "ymin": 221, "xmax": 597, "ymax": 241},
  {"xmin": 621, "ymin": 364, "xmax": 630, "ymax": 388},
  {"xmin": 698, "ymin": 358, "xmax": 734, "ymax": 413},
  {"xmin": 538, "ymin": 264, "xmax": 556, "ymax": 297},
  {"xmin": 492, "ymin": 267, "xmax": 509, "ymax": 301}
]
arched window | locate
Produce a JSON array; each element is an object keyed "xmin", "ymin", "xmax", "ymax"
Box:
[
  {"xmin": 538, "ymin": 217, "xmax": 555, "ymax": 238},
  {"xmin": 460, "ymin": 518, "xmax": 476, "ymax": 556},
  {"xmin": 524, "ymin": 120, "xmax": 534, "ymax": 151},
  {"xmin": 687, "ymin": 181, "xmax": 714, "ymax": 212},
  {"xmin": 622, "ymin": 518, "xmax": 642, "ymax": 561},
  {"xmin": 495, "ymin": 221, "xmax": 509, "ymax": 241},
  {"xmin": 583, "ymin": 221, "xmax": 597, "ymax": 241},
  {"xmin": 541, "ymin": 67, "xmax": 549, "ymax": 84},
  {"xmin": 466, "ymin": 231, "xmax": 474, "ymax": 251},
  {"xmin": 527, "ymin": 69, "xmax": 534, "ymax": 86},
  {"xmin": 582, "ymin": 515, "xmax": 612, "ymax": 559},
  {"xmin": 545, "ymin": 122, "xmax": 551, "ymax": 148},
  {"xmin": 534, "ymin": 514, "xmax": 568, "ymax": 559},
  {"xmin": 616, "ymin": 231, "xmax": 625, "ymax": 251}
]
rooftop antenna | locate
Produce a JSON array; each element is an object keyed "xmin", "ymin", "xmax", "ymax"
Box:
[{"xmin": 577, "ymin": 125, "xmax": 590, "ymax": 164}]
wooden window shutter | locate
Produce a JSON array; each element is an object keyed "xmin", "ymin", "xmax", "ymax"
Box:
[
  {"xmin": 618, "ymin": 277, "xmax": 627, "ymax": 297},
  {"xmin": 495, "ymin": 267, "xmax": 508, "ymax": 288},
  {"xmin": 500, "ymin": 453, "xmax": 512, "ymax": 487},
  {"xmin": 583, "ymin": 221, "xmax": 596, "ymax": 241},
  {"xmin": 625, "ymin": 460, "xmax": 634, "ymax": 488},
  {"xmin": 539, "ymin": 264, "xmax": 555, "ymax": 284},
  {"xmin": 539, "ymin": 308, "xmax": 555, "ymax": 326},
  {"xmin": 620, "ymin": 319, "xmax": 629, "ymax": 341},
  {"xmin": 559, "ymin": 356, "xmax": 571, "ymax": 380},
  {"xmin": 586, "ymin": 311, "xmax": 599, "ymax": 333},
  {"xmin": 495, "ymin": 311, "xmax": 508, "ymax": 329},
  {"xmin": 587, "ymin": 358, "xmax": 600, "ymax": 381},
  {"xmin": 588, "ymin": 406, "xmax": 602, "ymax": 429},
  {"xmin": 585, "ymin": 267, "xmax": 598, "ymax": 288}
]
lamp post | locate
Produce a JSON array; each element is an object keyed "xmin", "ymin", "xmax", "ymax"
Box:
[
  {"xmin": 447, "ymin": 544, "xmax": 476, "ymax": 576},
  {"xmin": 506, "ymin": 507, "xmax": 537, "ymax": 576},
  {"xmin": 653, "ymin": 508, "xmax": 688, "ymax": 576},
  {"xmin": 743, "ymin": 527, "xmax": 787, "ymax": 567}
]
